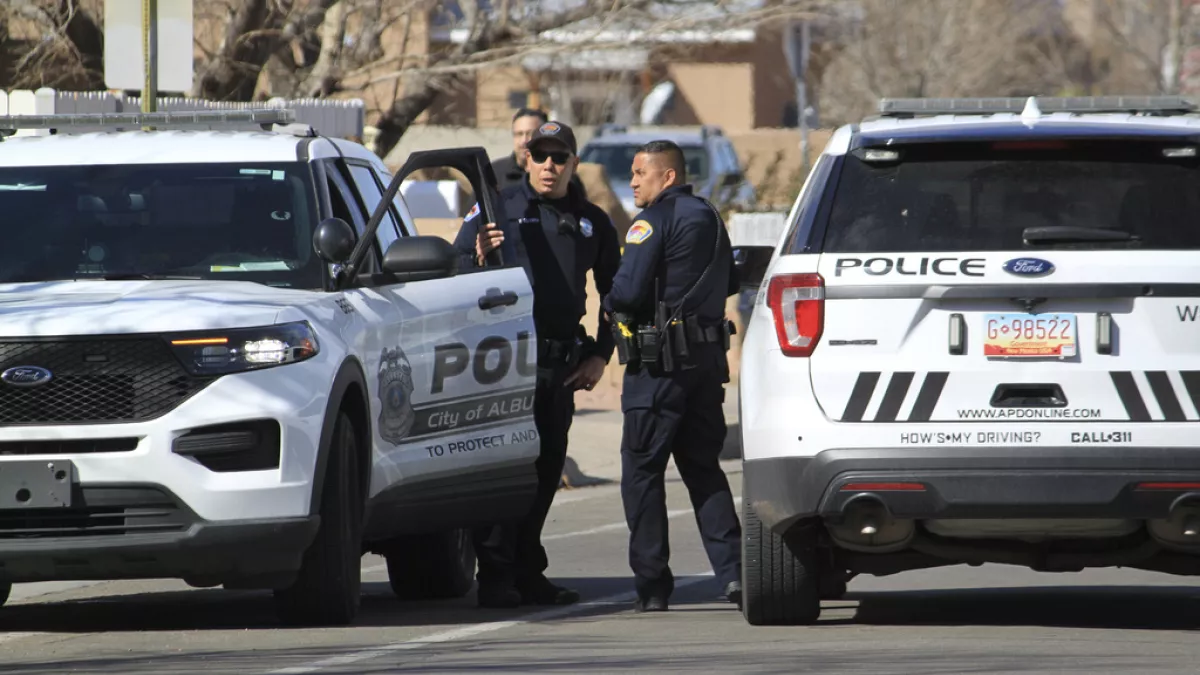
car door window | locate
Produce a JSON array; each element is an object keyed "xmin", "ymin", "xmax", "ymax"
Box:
[
  {"xmin": 376, "ymin": 171, "xmax": 416, "ymax": 237},
  {"xmin": 347, "ymin": 162, "xmax": 402, "ymax": 253},
  {"xmin": 323, "ymin": 160, "xmax": 380, "ymax": 273}
]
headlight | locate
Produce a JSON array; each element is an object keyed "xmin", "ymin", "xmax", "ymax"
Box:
[{"xmin": 166, "ymin": 321, "xmax": 319, "ymax": 376}]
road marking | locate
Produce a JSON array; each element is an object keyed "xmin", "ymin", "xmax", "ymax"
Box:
[{"xmin": 266, "ymin": 572, "xmax": 717, "ymax": 675}]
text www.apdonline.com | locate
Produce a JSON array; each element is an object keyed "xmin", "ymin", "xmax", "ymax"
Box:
[{"xmin": 956, "ymin": 408, "xmax": 1102, "ymax": 419}]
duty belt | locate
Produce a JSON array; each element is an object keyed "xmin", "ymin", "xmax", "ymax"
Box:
[
  {"xmin": 683, "ymin": 317, "xmax": 724, "ymax": 344},
  {"xmin": 538, "ymin": 337, "xmax": 580, "ymax": 365}
]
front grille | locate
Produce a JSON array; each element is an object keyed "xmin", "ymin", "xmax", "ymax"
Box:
[
  {"xmin": 0, "ymin": 339, "xmax": 214, "ymax": 425},
  {"xmin": 0, "ymin": 438, "xmax": 139, "ymax": 456},
  {"xmin": 0, "ymin": 486, "xmax": 190, "ymax": 538}
]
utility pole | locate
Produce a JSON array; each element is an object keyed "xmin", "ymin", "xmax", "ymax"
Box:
[
  {"xmin": 143, "ymin": 0, "xmax": 158, "ymax": 114},
  {"xmin": 1165, "ymin": 0, "xmax": 1184, "ymax": 94}
]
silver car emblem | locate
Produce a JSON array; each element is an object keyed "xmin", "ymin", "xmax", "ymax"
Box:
[{"xmin": 1, "ymin": 366, "xmax": 53, "ymax": 387}]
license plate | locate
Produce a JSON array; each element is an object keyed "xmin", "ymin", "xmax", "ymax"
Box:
[
  {"xmin": 983, "ymin": 313, "xmax": 1077, "ymax": 358},
  {"xmin": 0, "ymin": 460, "xmax": 74, "ymax": 508}
]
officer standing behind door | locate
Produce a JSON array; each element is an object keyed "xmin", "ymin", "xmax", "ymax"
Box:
[
  {"xmin": 453, "ymin": 120, "xmax": 621, "ymax": 609},
  {"xmin": 603, "ymin": 140, "xmax": 743, "ymax": 612}
]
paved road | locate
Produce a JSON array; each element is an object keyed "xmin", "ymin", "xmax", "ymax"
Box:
[{"xmin": 4, "ymin": 460, "xmax": 1200, "ymax": 674}]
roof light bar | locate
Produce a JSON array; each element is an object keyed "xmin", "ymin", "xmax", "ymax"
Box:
[
  {"xmin": 877, "ymin": 95, "xmax": 1198, "ymax": 118},
  {"xmin": 0, "ymin": 108, "xmax": 297, "ymax": 133}
]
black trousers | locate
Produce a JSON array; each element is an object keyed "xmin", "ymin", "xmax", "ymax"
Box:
[
  {"xmin": 619, "ymin": 346, "xmax": 742, "ymax": 599},
  {"xmin": 473, "ymin": 361, "xmax": 575, "ymax": 588}
]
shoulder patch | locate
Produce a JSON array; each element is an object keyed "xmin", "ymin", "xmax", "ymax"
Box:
[
  {"xmin": 465, "ymin": 202, "xmax": 481, "ymax": 221},
  {"xmin": 626, "ymin": 220, "xmax": 653, "ymax": 245},
  {"xmin": 580, "ymin": 217, "xmax": 593, "ymax": 238}
]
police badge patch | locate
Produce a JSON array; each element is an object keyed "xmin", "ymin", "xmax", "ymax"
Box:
[
  {"xmin": 378, "ymin": 346, "xmax": 416, "ymax": 445},
  {"xmin": 580, "ymin": 217, "xmax": 593, "ymax": 238},
  {"xmin": 465, "ymin": 203, "xmax": 481, "ymax": 221}
]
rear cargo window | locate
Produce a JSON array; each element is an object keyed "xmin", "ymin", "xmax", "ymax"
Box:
[{"xmin": 819, "ymin": 140, "xmax": 1200, "ymax": 252}]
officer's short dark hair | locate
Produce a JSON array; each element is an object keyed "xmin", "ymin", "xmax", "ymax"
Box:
[
  {"xmin": 636, "ymin": 140, "xmax": 687, "ymax": 182},
  {"xmin": 512, "ymin": 108, "xmax": 549, "ymax": 125}
]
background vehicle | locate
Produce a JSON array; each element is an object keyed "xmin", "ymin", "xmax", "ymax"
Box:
[
  {"xmin": 735, "ymin": 95, "xmax": 1200, "ymax": 625},
  {"xmin": 0, "ymin": 110, "xmax": 540, "ymax": 626},
  {"xmin": 578, "ymin": 124, "xmax": 756, "ymax": 217}
]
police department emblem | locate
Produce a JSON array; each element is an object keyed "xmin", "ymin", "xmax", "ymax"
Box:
[
  {"xmin": 540, "ymin": 122, "xmax": 561, "ymax": 134},
  {"xmin": 378, "ymin": 346, "xmax": 416, "ymax": 445},
  {"xmin": 465, "ymin": 202, "xmax": 481, "ymax": 221},
  {"xmin": 580, "ymin": 217, "xmax": 593, "ymax": 238}
]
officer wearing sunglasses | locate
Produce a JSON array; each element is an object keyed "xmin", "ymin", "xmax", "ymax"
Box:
[{"xmin": 453, "ymin": 120, "xmax": 621, "ymax": 609}]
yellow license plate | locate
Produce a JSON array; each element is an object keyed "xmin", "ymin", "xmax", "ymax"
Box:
[{"xmin": 983, "ymin": 313, "xmax": 1077, "ymax": 358}]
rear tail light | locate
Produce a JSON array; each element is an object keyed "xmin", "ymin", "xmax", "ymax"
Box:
[{"xmin": 766, "ymin": 273, "xmax": 824, "ymax": 357}]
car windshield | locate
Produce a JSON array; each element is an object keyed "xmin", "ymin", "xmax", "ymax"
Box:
[
  {"xmin": 0, "ymin": 162, "xmax": 322, "ymax": 287},
  {"xmin": 579, "ymin": 143, "xmax": 710, "ymax": 183},
  {"xmin": 821, "ymin": 139, "xmax": 1200, "ymax": 253}
]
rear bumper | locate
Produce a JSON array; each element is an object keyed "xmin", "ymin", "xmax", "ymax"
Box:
[{"xmin": 744, "ymin": 447, "xmax": 1200, "ymax": 533}]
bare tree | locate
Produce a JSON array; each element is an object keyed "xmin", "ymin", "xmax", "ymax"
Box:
[
  {"xmin": 813, "ymin": 0, "xmax": 1069, "ymax": 127},
  {"xmin": 1, "ymin": 0, "xmax": 104, "ymax": 90}
]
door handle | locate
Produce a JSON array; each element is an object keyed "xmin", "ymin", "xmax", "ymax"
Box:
[{"xmin": 478, "ymin": 290, "xmax": 519, "ymax": 310}]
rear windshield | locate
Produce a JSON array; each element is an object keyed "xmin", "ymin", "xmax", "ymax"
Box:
[{"xmin": 819, "ymin": 139, "xmax": 1200, "ymax": 252}]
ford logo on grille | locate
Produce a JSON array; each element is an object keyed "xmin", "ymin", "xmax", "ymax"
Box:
[
  {"xmin": 1002, "ymin": 257, "xmax": 1055, "ymax": 277},
  {"xmin": 1, "ymin": 366, "xmax": 53, "ymax": 387}
]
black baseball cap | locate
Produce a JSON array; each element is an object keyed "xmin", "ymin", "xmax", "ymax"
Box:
[{"xmin": 527, "ymin": 120, "xmax": 577, "ymax": 155}]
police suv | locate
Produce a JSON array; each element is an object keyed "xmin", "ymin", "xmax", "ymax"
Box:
[
  {"xmin": 0, "ymin": 109, "xmax": 541, "ymax": 626},
  {"xmin": 735, "ymin": 96, "xmax": 1200, "ymax": 625}
]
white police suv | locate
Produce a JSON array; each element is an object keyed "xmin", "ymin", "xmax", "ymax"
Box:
[
  {"xmin": 735, "ymin": 96, "xmax": 1200, "ymax": 625},
  {"xmin": 0, "ymin": 110, "xmax": 541, "ymax": 626}
]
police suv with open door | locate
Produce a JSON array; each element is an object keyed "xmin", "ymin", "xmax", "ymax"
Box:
[
  {"xmin": 0, "ymin": 109, "xmax": 540, "ymax": 626},
  {"xmin": 735, "ymin": 96, "xmax": 1200, "ymax": 625}
]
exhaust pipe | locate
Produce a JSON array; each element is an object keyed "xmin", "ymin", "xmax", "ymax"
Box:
[
  {"xmin": 826, "ymin": 496, "xmax": 914, "ymax": 553},
  {"xmin": 1148, "ymin": 496, "xmax": 1200, "ymax": 549}
]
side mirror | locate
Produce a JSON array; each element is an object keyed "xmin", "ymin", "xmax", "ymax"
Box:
[
  {"xmin": 381, "ymin": 236, "xmax": 459, "ymax": 283},
  {"xmin": 733, "ymin": 245, "xmax": 774, "ymax": 290},
  {"xmin": 313, "ymin": 217, "xmax": 356, "ymax": 264}
]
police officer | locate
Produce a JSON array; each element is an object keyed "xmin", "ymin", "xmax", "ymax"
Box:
[
  {"xmin": 491, "ymin": 108, "xmax": 587, "ymax": 197},
  {"xmin": 454, "ymin": 120, "xmax": 621, "ymax": 609},
  {"xmin": 603, "ymin": 140, "xmax": 743, "ymax": 612}
]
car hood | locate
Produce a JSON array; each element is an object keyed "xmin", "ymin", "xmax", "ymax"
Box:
[{"xmin": 0, "ymin": 280, "xmax": 318, "ymax": 337}]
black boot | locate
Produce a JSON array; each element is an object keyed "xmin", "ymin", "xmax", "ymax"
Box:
[
  {"xmin": 477, "ymin": 584, "xmax": 522, "ymax": 609},
  {"xmin": 723, "ymin": 580, "xmax": 742, "ymax": 609},
  {"xmin": 517, "ymin": 575, "xmax": 580, "ymax": 606}
]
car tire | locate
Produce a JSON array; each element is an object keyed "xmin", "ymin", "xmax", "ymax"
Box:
[
  {"xmin": 0, "ymin": 581, "xmax": 10, "ymax": 608},
  {"xmin": 273, "ymin": 409, "xmax": 363, "ymax": 626},
  {"xmin": 386, "ymin": 528, "xmax": 476, "ymax": 600},
  {"xmin": 741, "ymin": 494, "xmax": 821, "ymax": 626}
]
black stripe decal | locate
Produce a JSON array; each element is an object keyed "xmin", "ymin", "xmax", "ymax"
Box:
[
  {"xmin": 842, "ymin": 372, "xmax": 880, "ymax": 422},
  {"xmin": 1110, "ymin": 372, "xmax": 1151, "ymax": 422},
  {"xmin": 907, "ymin": 372, "xmax": 948, "ymax": 422},
  {"xmin": 1146, "ymin": 371, "xmax": 1186, "ymax": 422},
  {"xmin": 874, "ymin": 372, "xmax": 915, "ymax": 422},
  {"xmin": 1180, "ymin": 371, "xmax": 1200, "ymax": 419}
]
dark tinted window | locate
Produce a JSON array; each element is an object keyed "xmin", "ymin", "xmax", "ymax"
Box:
[
  {"xmin": 0, "ymin": 162, "xmax": 322, "ymax": 288},
  {"xmin": 821, "ymin": 140, "xmax": 1200, "ymax": 252},
  {"xmin": 579, "ymin": 143, "xmax": 710, "ymax": 182}
]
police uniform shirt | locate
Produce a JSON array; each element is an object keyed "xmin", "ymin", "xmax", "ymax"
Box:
[
  {"xmin": 604, "ymin": 185, "xmax": 738, "ymax": 325},
  {"xmin": 454, "ymin": 178, "xmax": 620, "ymax": 362}
]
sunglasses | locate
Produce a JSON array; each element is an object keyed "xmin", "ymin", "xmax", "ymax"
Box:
[{"xmin": 529, "ymin": 148, "xmax": 572, "ymax": 165}]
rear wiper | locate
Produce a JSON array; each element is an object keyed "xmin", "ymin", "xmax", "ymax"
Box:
[
  {"xmin": 1022, "ymin": 226, "xmax": 1140, "ymax": 244},
  {"xmin": 101, "ymin": 272, "xmax": 202, "ymax": 280}
]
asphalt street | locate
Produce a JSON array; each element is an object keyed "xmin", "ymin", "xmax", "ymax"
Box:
[{"xmin": 4, "ymin": 460, "xmax": 1200, "ymax": 674}]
